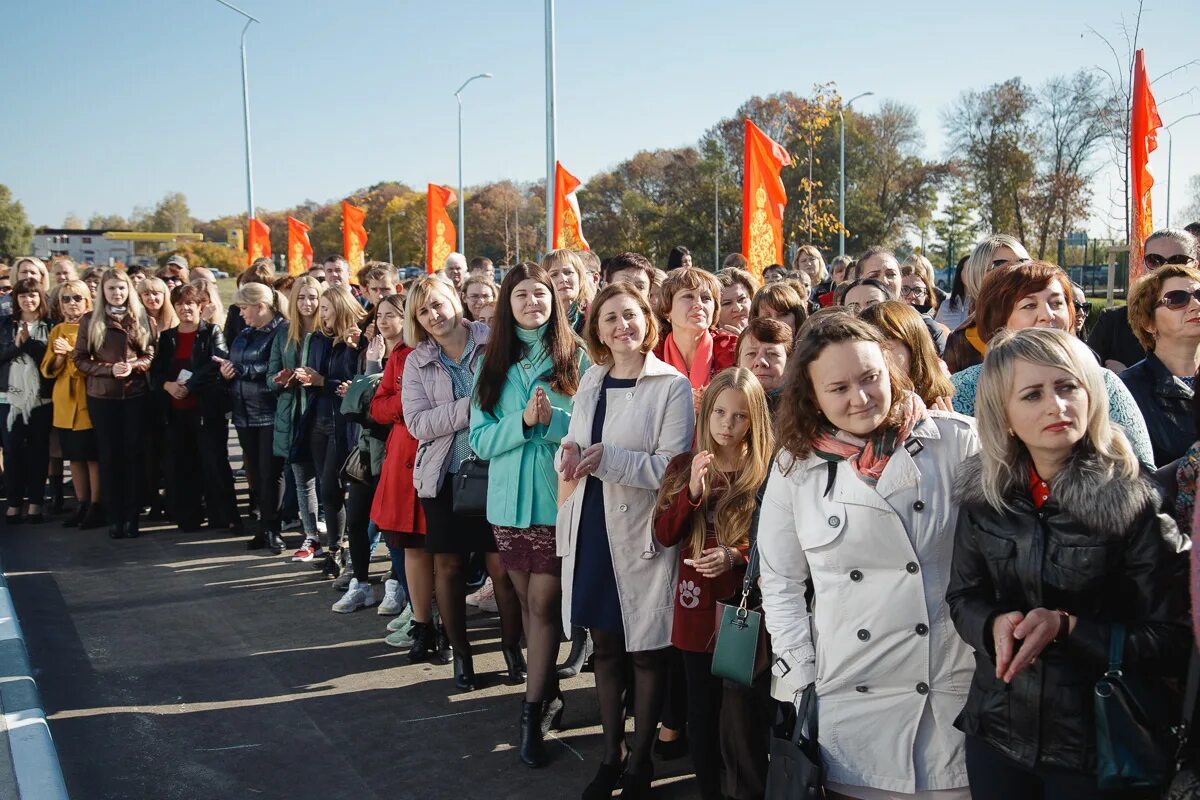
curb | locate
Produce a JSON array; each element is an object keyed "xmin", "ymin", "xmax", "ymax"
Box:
[{"xmin": 0, "ymin": 557, "xmax": 69, "ymax": 800}]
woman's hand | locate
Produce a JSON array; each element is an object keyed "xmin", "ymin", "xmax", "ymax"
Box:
[
  {"xmin": 52, "ymin": 336, "xmax": 72, "ymax": 355},
  {"xmin": 1000, "ymin": 608, "xmax": 1069, "ymax": 683},
  {"xmin": 164, "ymin": 380, "xmax": 189, "ymax": 400},
  {"xmin": 336, "ymin": 380, "xmax": 350, "ymax": 398},
  {"xmin": 931, "ymin": 395, "xmax": 954, "ymax": 412},
  {"xmin": 272, "ymin": 368, "xmax": 294, "ymax": 387},
  {"xmin": 112, "ymin": 361, "xmax": 132, "ymax": 378},
  {"xmin": 691, "ymin": 546, "xmax": 732, "ymax": 578},
  {"xmin": 201, "ymin": 303, "xmax": 217, "ymax": 323},
  {"xmin": 557, "ymin": 442, "xmax": 581, "ymax": 478},
  {"xmin": 295, "ymin": 367, "xmax": 325, "ymax": 387},
  {"xmin": 573, "ymin": 443, "xmax": 604, "ymax": 480},
  {"xmin": 523, "ymin": 387, "xmax": 552, "ymax": 427},
  {"xmin": 14, "ymin": 323, "xmax": 28, "ymax": 347},
  {"xmin": 216, "ymin": 358, "xmax": 236, "ymax": 380},
  {"xmin": 689, "ymin": 450, "xmax": 714, "ymax": 501},
  {"xmin": 365, "ymin": 334, "xmax": 385, "ymax": 363}
]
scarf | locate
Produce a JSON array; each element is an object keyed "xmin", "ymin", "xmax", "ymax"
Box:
[
  {"xmin": 1176, "ymin": 441, "xmax": 1200, "ymax": 537},
  {"xmin": 515, "ymin": 322, "xmax": 549, "ymax": 366},
  {"xmin": 661, "ymin": 330, "xmax": 714, "ymax": 391},
  {"xmin": 810, "ymin": 391, "xmax": 927, "ymax": 482},
  {"xmin": 964, "ymin": 326, "xmax": 987, "ymax": 356},
  {"xmin": 7, "ymin": 320, "xmax": 48, "ymax": 428}
]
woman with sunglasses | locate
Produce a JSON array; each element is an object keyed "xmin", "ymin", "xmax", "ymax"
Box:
[
  {"xmin": 40, "ymin": 281, "xmax": 102, "ymax": 528},
  {"xmin": 1119, "ymin": 264, "xmax": 1200, "ymax": 466},
  {"xmin": 0, "ymin": 278, "xmax": 54, "ymax": 523},
  {"xmin": 942, "ymin": 236, "xmax": 1030, "ymax": 373},
  {"xmin": 1089, "ymin": 228, "xmax": 1200, "ymax": 374}
]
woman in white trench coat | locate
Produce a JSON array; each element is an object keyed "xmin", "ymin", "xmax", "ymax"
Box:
[
  {"xmin": 758, "ymin": 312, "xmax": 978, "ymax": 800},
  {"xmin": 556, "ymin": 282, "xmax": 695, "ymax": 799}
]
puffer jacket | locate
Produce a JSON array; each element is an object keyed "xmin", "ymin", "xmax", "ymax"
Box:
[
  {"xmin": 1120, "ymin": 352, "xmax": 1194, "ymax": 466},
  {"xmin": 72, "ymin": 311, "xmax": 155, "ymax": 399},
  {"xmin": 947, "ymin": 447, "xmax": 1191, "ymax": 774},
  {"xmin": 228, "ymin": 316, "xmax": 286, "ymax": 428}
]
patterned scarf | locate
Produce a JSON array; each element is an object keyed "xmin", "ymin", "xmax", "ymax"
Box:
[
  {"xmin": 1175, "ymin": 441, "xmax": 1200, "ymax": 537},
  {"xmin": 661, "ymin": 330, "xmax": 714, "ymax": 390},
  {"xmin": 810, "ymin": 391, "xmax": 927, "ymax": 482}
]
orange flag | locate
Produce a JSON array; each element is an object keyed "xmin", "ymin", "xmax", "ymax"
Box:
[
  {"xmin": 552, "ymin": 162, "xmax": 590, "ymax": 251},
  {"xmin": 426, "ymin": 184, "xmax": 457, "ymax": 274},
  {"xmin": 287, "ymin": 216, "xmax": 313, "ymax": 276},
  {"xmin": 1129, "ymin": 49, "xmax": 1162, "ymax": 282},
  {"xmin": 342, "ymin": 201, "xmax": 368, "ymax": 281},
  {"xmin": 741, "ymin": 118, "xmax": 793, "ymax": 281},
  {"xmin": 247, "ymin": 218, "xmax": 271, "ymax": 265}
]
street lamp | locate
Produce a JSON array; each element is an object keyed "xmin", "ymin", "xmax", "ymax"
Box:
[
  {"xmin": 838, "ymin": 91, "xmax": 874, "ymax": 257},
  {"xmin": 214, "ymin": 0, "xmax": 260, "ymax": 223},
  {"xmin": 545, "ymin": 0, "xmax": 557, "ymax": 252},
  {"xmin": 455, "ymin": 72, "xmax": 493, "ymax": 255},
  {"xmin": 1165, "ymin": 113, "xmax": 1200, "ymax": 228}
]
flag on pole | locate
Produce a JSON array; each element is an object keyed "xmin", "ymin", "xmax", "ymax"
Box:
[
  {"xmin": 426, "ymin": 184, "xmax": 457, "ymax": 274},
  {"xmin": 247, "ymin": 218, "xmax": 271, "ymax": 265},
  {"xmin": 342, "ymin": 201, "xmax": 368, "ymax": 281},
  {"xmin": 1129, "ymin": 49, "xmax": 1162, "ymax": 282},
  {"xmin": 287, "ymin": 217, "xmax": 313, "ymax": 276},
  {"xmin": 741, "ymin": 118, "xmax": 793, "ymax": 281},
  {"xmin": 552, "ymin": 162, "xmax": 589, "ymax": 251}
]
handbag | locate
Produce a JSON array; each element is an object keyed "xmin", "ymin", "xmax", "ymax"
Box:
[
  {"xmin": 765, "ymin": 684, "xmax": 823, "ymax": 799},
  {"xmin": 339, "ymin": 445, "xmax": 377, "ymax": 488},
  {"xmin": 711, "ymin": 543, "xmax": 770, "ymax": 687},
  {"xmin": 1095, "ymin": 622, "xmax": 1175, "ymax": 790},
  {"xmin": 451, "ymin": 454, "xmax": 490, "ymax": 516}
]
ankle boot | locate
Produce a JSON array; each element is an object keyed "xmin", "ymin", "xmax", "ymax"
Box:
[
  {"xmin": 433, "ymin": 623, "xmax": 453, "ymax": 665},
  {"xmin": 581, "ymin": 758, "xmax": 625, "ymax": 799},
  {"xmin": 80, "ymin": 502, "xmax": 104, "ymax": 530},
  {"xmin": 557, "ymin": 626, "xmax": 594, "ymax": 678},
  {"xmin": 502, "ymin": 644, "xmax": 528, "ymax": 684},
  {"xmin": 519, "ymin": 700, "xmax": 548, "ymax": 767},
  {"xmin": 63, "ymin": 502, "xmax": 87, "ymax": 528},
  {"xmin": 125, "ymin": 518, "xmax": 140, "ymax": 539},
  {"xmin": 108, "ymin": 522, "xmax": 125, "ymax": 539},
  {"xmin": 617, "ymin": 761, "xmax": 653, "ymax": 798},
  {"xmin": 453, "ymin": 651, "xmax": 476, "ymax": 692},
  {"xmin": 541, "ymin": 690, "xmax": 566, "ymax": 735},
  {"xmin": 49, "ymin": 482, "xmax": 65, "ymax": 515},
  {"xmin": 407, "ymin": 622, "xmax": 436, "ymax": 663}
]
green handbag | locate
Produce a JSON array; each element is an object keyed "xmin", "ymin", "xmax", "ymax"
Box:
[
  {"xmin": 1095, "ymin": 622, "xmax": 1175, "ymax": 790},
  {"xmin": 711, "ymin": 544, "xmax": 769, "ymax": 687}
]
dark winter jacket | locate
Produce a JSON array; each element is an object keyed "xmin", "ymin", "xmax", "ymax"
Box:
[
  {"xmin": 1120, "ymin": 352, "xmax": 1194, "ymax": 466},
  {"xmin": 947, "ymin": 447, "xmax": 1191, "ymax": 774},
  {"xmin": 0, "ymin": 315, "xmax": 52, "ymax": 398},
  {"xmin": 151, "ymin": 322, "xmax": 231, "ymax": 417},
  {"xmin": 228, "ymin": 316, "xmax": 286, "ymax": 428}
]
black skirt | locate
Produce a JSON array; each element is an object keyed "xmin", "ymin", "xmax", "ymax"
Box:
[
  {"xmin": 58, "ymin": 427, "xmax": 98, "ymax": 461},
  {"xmin": 419, "ymin": 476, "xmax": 498, "ymax": 555}
]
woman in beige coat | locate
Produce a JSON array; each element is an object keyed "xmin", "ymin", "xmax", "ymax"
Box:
[
  {"xmin": 758, "ymin": 313, "xmax": 977, "ymax": 800},
  {"xmin": 556, "ymin": 282, "xmax": 695, "ymax": 799}
]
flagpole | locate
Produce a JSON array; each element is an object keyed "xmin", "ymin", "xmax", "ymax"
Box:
[{"xmin": 545, "ymin": 0, "xmax": 557, "ymax": 253}]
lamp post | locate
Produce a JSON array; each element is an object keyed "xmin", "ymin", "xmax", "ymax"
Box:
[
  {"xmin": 1165, "ymin": 113, "xmax": 1200, "ymax": 228},
  {"xmin": 455, "ymin": 72, "xmax": 493, "ymax": 255},
  {"xmin": 545, "ymin": 0, "xmax": 557, "ymax": 252},
  {"xmin": 838, "ymin": 91, "xmax": 874, "ymax": 257},
  {"xmin": 214, "ymin": 0, "xmax": 259, "ymax": 223}
]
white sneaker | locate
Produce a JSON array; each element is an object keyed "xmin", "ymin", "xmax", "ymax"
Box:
[
  {"xmin": 316, "ymin": 518, "xmax": 328, "ymax": 535},
  {"xmin": 331, "ymin": 578, "xmax": 376, "ymax": 613},
  {"xmin": 465, "ymin": 577, "xmax": 493, "ymax": 607},
  {"xmin": 387, "ymin": 604, "xmax": 415, "ymax": 632},
  {"xmin": 377, "ymin": 579, "xmax": 403, "ymax": 615}
]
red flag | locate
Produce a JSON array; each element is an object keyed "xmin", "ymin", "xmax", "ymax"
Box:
[
  {"xmin": 426, "ymin": 184, "xmax": 457, "ymax": 274},
  {"xmin": 247, "ymin": 218, "xmax": 271, "ymax": 265},
  {"xmin": 1130, "ymin": 48, "xmax": 1162, "ymax": 282},
  {"xmin": 342, "ymin": 201, "xmax": 368, "ymax": 281},
  {"xmin": 287, "ymin": 217, "xmax": 313, "ymax": 276},
  {"xmin": 552, "ymin": 162, "xmax": 589, "ymax": 250},
  {"xmin": 741, "ymin": 119, "xmax": 793, "ymax": 281}
]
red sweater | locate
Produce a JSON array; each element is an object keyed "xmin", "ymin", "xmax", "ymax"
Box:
[{"xmin": 653, "ymin": 454, "xmax": 749, "ymax": 653}]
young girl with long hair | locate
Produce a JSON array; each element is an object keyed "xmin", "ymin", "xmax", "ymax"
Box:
[
  {"xmin": 40, "ymin": 280, "xmax": 101, "ymax": 528},
  {"xmin": 73, "ymin": 268, "xmax": 155, "ymax": 539},
  {"xmin": 654, "ymin": 367, "xmax": 774, "ymax": 800},
  {"xmin": 139, "ymin": 276, "xmax": 179, "ymax": 333},
  {"xmin": 542, "ymin": 249, "xmax": 593, "ymax": 334}
]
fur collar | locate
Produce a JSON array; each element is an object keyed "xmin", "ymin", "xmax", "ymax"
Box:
[{"xmin": 955, "ymin": 445, "xmax": 1159, "ymax": 533}]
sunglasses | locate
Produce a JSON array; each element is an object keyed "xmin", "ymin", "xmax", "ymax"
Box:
[
  {"xmin": 0, "ymin": 286, "xmax": 11, "ymax": 294},
  {"xmin": 1073, "ymin": 302, "xmax": 1089, "ymax": 314},
  {"xmin": 61, "ymin": 294, "xmax": 86, "ymax": 304},
  {"xmin": 990, "ymin": 257, "xmax": 1029, "ymax": 269},
  {"xmin": 1157, "ymin": 288, "xmax": 1200, "ymax": 310},
  {"xmin": 1145, "ymin": 253, "xmax": 1198, "ymax": 269}
]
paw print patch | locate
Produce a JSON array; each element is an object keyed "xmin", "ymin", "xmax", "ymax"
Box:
[{"xmin": 678, "ymin": 580, "xmax": 701, "ymax": 609}]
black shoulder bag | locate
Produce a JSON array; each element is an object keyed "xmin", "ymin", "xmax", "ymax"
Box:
[
  {"xmin": 765, "ymin": 683, "xmax": 823, "ymax": 799},
  {"xmin": 451, "ymin": 454, "xmax": 490, "ymax": 517}
]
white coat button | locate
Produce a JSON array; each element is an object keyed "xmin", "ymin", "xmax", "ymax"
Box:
[
  {"xmin": 625, "ymin": 392, "xmax": 634, "ymax": 399},
  {"xmin": 522, "ymin": 363, "xmax": 531, "ymax": 369},
  {"xmin": 618, "ymin": 504, "xmax": 628, "ymax": 512},
  {"xmin": 827, "ymin": 515, "xmax": 840, "ymax": 527}
]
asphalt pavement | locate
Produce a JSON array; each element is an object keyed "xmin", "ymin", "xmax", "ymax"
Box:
[{"xmin": 0, "ymin": 504, "xmax": 703, "ymax": 800}]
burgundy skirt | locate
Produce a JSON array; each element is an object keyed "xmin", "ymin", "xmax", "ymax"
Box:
[{"xmin": 492, "ymin": 524, "xmax": 561, "ymax": 576}]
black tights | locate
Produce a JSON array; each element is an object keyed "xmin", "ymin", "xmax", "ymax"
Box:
[
  {"xmin": 507, "ymin": 571, "xmax": 561, "ymax": 703},
  {"xmin": 590, "ymin": 629, "xmax": 666, "ymax": 772},
  {"xmin": 434, "ymin": 552, "xmax": 521, "ymax": 657}
]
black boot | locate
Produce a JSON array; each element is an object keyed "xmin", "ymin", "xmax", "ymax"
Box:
[
  {"xmin": 541, "ymin": 690, "xmax": 566, "ymax": 735},
  {"xmin": 433, "ymin": 623, "xmax": 453, "ymax": 665},
  {"xmin": 125, "ymin": 518, "xmax": 139, "ymax": 539},
  {"xmin": 63, "ymin": 502, "xmax": 87, "ymax": 528},
  {"xmin": 502, "ymin": 644, "xmax": 528, "ymax": 684},
  {"xmin": 108, "ymin": 522, "xmax": 125, "ymax": 539},
  {"xmin": 557, "ymin": 626, "xmax": 594, "ymax": 679},
  {"xmin": 582, "ymin": 759, "xmax": 625, "ymax": 800},
  {"xmin": 245, "ymin": 530, "xmax": 266, "ymax": 551},
  {"xmin": 49, "ymin": 482, "xmax": 64, "ymax": 515},
  {"xmin": 266, "ymin": 530, "xmax": 284, "ymax": 555},
  {"xmin": 407, "ymin": 622, "xmax": 436, "ymax": 663},
  {"xmin": 453, "ymin": 651, "xmax": 476, "ymax": 692},
  {"xmin": 617, "ymin": 761, "xmax": 653, "ymax": 799},
  {"xmin": 80, "ymin": 503, "xmax": 104, "ymax": 530},
  {"xmin": 519, "ymin": 700, "xmax": 548, "ymax": 767}
]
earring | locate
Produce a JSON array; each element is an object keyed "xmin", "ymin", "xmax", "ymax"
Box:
[{"xmin": 1007, "ymin": 428, "xmax": 1015, "ymax": 437}]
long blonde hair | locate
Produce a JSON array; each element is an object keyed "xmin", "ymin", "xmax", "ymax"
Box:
[
  {"xmin": 86, "ymin": 268, "xmax": 152, "ymax": 354},
  {"xmin": 656, "ymin": 367, "xmax": 774, "ymax": 559},
  {"xmin": 318, "ymin": 285, "xmax": 366, "ymax": 344},
  {"xmin": 286, "ymin": 274, "xmax": 326, "ymax": 348},
  {"xmin": 190, "ymin": 278, "xmax": 225, "ymax": 326},
  {"xmin": 975, "ymin": 327, "xmax": 1137, "ymax": 511},
  {"xmin": 139, "ymin": 276, "xmax": 179, "ymax": 331}
]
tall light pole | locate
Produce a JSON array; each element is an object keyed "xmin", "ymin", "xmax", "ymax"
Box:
[
  {"xmin": 545, "ymin": 0, "xmax": 558, "ymax": 252},
  {"xmin": 713, "ymin": 172, "xmax": 720, "ymax": 270},
  {"xmin": 1165, "ymin": 113, "xmax": 1200, "ymax": 228},
  {"xmin": 838, "ymin": 91, "xmax": 873, "ymax": 257},
  {"xmin": 455, "ymin": 72, "xmax": 493, "ymax": 255},
  {"xmin": 214, "ymin": 0, "xmax": 259, "ymax": 223}
]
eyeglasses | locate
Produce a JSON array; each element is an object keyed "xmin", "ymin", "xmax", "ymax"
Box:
[
  {"xmin": 61, "ymin": 295, "xmax": 85, "ymax": 304},
  {"xmin": 990, "ymin": 257, "xmax": 1029, "ymax": 269},
  {"xmin": 900, "ymin": 285, "xmax": 927, "ymax": 298},
  {"xmin": 1145, "ymin": 253, "xmax": 1198, "ymax": 269},
  {"xmin": 1157, "ymin": 288, "xmax": 1200, "ymax": 310}
]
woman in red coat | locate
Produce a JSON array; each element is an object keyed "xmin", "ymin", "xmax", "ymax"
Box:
[{"xmin": 371, "ymin": 341, "xmax": 429, "ymax": 648}]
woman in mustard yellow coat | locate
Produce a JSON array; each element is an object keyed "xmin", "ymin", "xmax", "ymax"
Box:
[{"xmin": 40, "ymin": 279, "xmax": 101, "ymax": 528}]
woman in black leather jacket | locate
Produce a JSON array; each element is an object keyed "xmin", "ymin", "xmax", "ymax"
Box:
[
  {"xmin": 151, "ymin": 283, "xmax": 239, "ymax": 534},
  {"xmin": 221, "ymin": 283, "xmax": 288, "ymax": 553},
  {"xmin": 0, "ymin": 278, "xmax": 53, "ymax": 523},
  {"xmin": 947, "ymin": 327, "xmax": 1190, "ymax": 799}
]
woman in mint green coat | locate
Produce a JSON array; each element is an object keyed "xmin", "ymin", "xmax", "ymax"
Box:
[{"xmin": 470, "ymin": 262, "xmax": 588, "ymax": 769}]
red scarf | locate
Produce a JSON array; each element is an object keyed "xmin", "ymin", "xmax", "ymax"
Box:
[
  {"xmin": 810, "ymin": 392, "xmax": 927, "ymax": 482},
  {"xmin": 662, "ymin": 330, "xmax": 715, "ymax": 390}
]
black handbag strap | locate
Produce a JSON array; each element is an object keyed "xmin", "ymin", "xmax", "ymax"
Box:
[
  {"xmin": 1184, "ymin": 646, "xmax": 1200, "ymax": 732},
  {"xmin": 791, "ymin": 684, "xmax": 818, "ymax": 746},
  {"xmin": 1107, "ymin": 622, "xmax": 1126, "ymax": 675}
]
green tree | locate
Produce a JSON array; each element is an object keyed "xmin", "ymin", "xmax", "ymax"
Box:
[
  {"xmin": 62, "ymin": 213, "xmax": 83, "ymax": 229},
  {"xmin": 928, "ymin": 180, "xmax": 979, "ymax": 269},
  {"xmin": 144, "ymin": 192, "xmax": 193, "ymax": 233},
  {"xmin": 0, "ymin": 185, "xmax": 34, "ymax": 260},
  {"xmin": 87, "ymin": 213, "xmax": 131, "ymax": 230}
]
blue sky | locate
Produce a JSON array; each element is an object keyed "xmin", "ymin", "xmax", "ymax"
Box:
[{"xmin": 3, "ymin": 0, "xmax": 1197, "ymax": 236}]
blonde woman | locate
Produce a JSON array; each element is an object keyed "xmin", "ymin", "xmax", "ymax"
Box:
[
  {"xmin": 73, "ymin": 269, "xmax": 155, "ymax": 539},
  {"xmin": 948, "ymin": 327, "xmax": 1188, "ymax": 798},
  {"xmin": 13, "ymin": 257, "xmax": 50, "ymax": 293},
  {"xmin": 792, "ymin": 244, "xmax": 827, "ymax": 286},
  {"xmin": 139, "ymin": 276, "xmax": 179, "ymax": 333},
  {"xmin": 290, "ymin": 286, "xmax": 365, "ymax": 561},
  {"xmin": 40, "ymin": 280, "xmax": 101, "ymax": 528},
  {"xmin": 139, "ymin": 274, "xmax": 178, "ymax": 519},
  {"xmin": 191, "ymin": 278, "xmax": 226, "ymax": 328},
  {"xmin": 542, "ymin": 248, "xmax": 594, "ymax": 334},
  {"xmin": 270, "ymin": 274, "xmax": 326, "ymax": 548},
  {"xmin": 940, "ymin": 235, "xmax": 1030, "ymax": 370}
]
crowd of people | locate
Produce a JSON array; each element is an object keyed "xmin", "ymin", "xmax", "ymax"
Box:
[{"xmin": 3, "ymin": 225, "xmax": 1200, "ymax": 799}]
